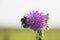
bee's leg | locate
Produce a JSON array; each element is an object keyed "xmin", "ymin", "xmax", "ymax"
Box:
[{"xmin": 23, "ymin": 24, "xmax": 26, "ymax": 28}]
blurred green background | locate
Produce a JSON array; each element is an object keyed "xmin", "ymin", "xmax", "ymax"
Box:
[
  {"xmin": 45, "ymin": 29, "xmax": 60, "ymax": 40},
  {"xmin": 0, "ymin": 28, "xmax": 60, "ymax": 40}
]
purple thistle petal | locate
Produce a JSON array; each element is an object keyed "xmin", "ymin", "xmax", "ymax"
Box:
[{"xmin": 25, "ymin": 10, "xmax": 47, "ymax": 31}]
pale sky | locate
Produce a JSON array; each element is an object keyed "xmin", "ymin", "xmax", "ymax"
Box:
[{"xmin": 0, "ymin": 0, "xmax": 60, "ymax": 28}]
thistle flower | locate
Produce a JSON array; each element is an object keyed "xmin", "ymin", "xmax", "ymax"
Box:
[{"xmin": 21, "ymin": 10, "xmax": 47, "ymax": 31}]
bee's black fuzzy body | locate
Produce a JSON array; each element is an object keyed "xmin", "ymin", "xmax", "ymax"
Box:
[{"xmin": 21, "ymin": 16, "xmax": 28, "ymax": 28}]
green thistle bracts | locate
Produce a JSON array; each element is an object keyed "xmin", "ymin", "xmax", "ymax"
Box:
[{"xmin": 36, "ymin": 30, "xmax": 46, "ymax": 40}]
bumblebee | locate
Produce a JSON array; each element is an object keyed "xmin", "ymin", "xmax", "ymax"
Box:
[{"xmin": 21, "ymin": 16, "xmax": 28, "ymax": 28}]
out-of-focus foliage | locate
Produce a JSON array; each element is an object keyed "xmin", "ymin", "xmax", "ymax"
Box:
[
  {"xmin": 0, "ymin": 28, "xmax": 37, "ymax": 40},
  {"xmin": 45, "ymin": 29, "xmax": 60, "ymax": 40},
  {"xmin": 0, "ymin": 28, "xmax": 60, "ymax": 40}
]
